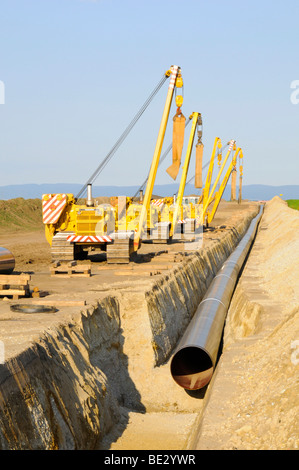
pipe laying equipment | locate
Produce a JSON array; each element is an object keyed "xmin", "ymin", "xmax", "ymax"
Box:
[
  {"xmin": 42, "ymin": 66, "xmax": 204, "ymax": 263},
  {"xmin": 41, "ymin": 64, "xmax": 244, "ymax": 264}
]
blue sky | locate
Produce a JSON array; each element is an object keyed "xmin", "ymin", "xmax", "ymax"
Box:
[{"xmin": 0, "ymin": 0, "xmax": 298, "ymax": 191}]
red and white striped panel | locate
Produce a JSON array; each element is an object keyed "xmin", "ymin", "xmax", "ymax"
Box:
[
  {"xmin": 169, "ymin": 65, "xmax": 179, "ymax": 90},
  {"xmin": 42, "ymin": 194, "xmax": 67, "ymax": 224},
  {"xmin": 66, "ymin": 235, "xmax": 112, "ymax": 243},
  {"xmin": 151, "ymin": 199, "xmax": 164, "ymax": 207},
  {"xmin": 228, "ymin": 139, "xmax": 235, "ymax": 151}
]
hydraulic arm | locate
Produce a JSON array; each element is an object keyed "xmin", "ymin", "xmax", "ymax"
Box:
[
  {"xmin": 42, "ymin": 62, "xmax": 243, "ymax": 265},
  {"xmin": 206, "ymin": 149, "xmax": 241, "ymax": 224},
  {"xmin": 133, "ymin": 65, "xmax": 182, "ymax": 251},
  {"xmin": 170, "ymin": 112, "xmax": 202, "ymax": 237},
  {"xmin": 202, "ymin": 137, "xmax": 222, "ymax": 209},
  {"xmin": 201, "ymin": 144, "xmax": 244, "ymax": 226},
  {"xmin": 201, "ymin": 139, "xmax": 236, "ymax": 224}
]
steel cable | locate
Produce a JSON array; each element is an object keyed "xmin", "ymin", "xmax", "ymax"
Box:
[{"xmin": 76, "ymin": 74, "xmax": 168, "ymax": 199}]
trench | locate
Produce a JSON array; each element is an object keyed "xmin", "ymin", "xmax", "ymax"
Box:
[
  {"xmin": 192, "ymin": 197, "xmax": 299, "ymax": 450},
  {"xmin": 0, "ymin": 206, "xmax": 260, "ymax": 450}
]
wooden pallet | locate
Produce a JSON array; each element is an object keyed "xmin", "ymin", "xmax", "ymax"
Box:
[
  {"xmin": 50, "ymin": 261, "xmax": 91, "ymax": 277},
  {"xmin": 29, "ymin": 299, "xmax": 86, "ymax": 307},
  {"xmin": 0, "ymin": 274, "xmax": 31, "ymax": 300}
]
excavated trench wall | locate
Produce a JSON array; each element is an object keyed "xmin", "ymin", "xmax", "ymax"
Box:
[{"xmin": 0, "ymin": 206, "xmax": 259, "ymax": 449}]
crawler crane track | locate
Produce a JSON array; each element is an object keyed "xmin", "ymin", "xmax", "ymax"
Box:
[{"xmin": 51, "ymin": 232, "xmax": 75, "ymax": 262}]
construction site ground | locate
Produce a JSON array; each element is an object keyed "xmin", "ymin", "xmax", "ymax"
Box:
[
  {"xmin": 0, "ymin": 198, "xmax": 298, "ymax": 450},
  {"xmin": 0, "ymin": 201, "xmax": 250, "ymax": 361}
]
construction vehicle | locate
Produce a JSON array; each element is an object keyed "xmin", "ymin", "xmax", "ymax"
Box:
[
  {"xmin": 42, "ymin": 64, "xmax": 243, "ymax": 263},
  {"xmin": 42, "ymin": 65, "xmax": 200, "ymax": 263},
  {"xmin": 152, "ymin": 137, "xmax": 244, "ymax": 234},
  {"xmin": 142, "ymin": 111, "xmax": 203, "ymax": 243},
  {"xmin": 200, "ymin": 139, "xmax": 244, "ymax": 226}
]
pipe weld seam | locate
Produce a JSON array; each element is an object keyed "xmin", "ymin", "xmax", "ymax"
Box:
[{"xmin": 199, "ymin": 297, "xmax": 226, "ymax": 308}]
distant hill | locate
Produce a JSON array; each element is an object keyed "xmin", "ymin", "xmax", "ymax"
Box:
[
  {"xmin": 231, "ymin": 184, "xmax": 299, "ymax": 201},
  {"xmin": 0, "ymin": 183, "xmax": 298, "ymax": 201}
]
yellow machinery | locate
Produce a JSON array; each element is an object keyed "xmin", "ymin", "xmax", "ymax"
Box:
[
  {"xmin": 42, "ymin": 63, "xmax": 243, "ymax": 263},
  {"xmin": 238, "ymin": 151, "xmax": 244, "ymax": 204},
  {"xmin": 131, "ymin": 65, "xmax": 184, "ymax": 252},
  {"xmin": 42, "ymin": 65, "xmax": 194, "ymax": 263},
  {"xmin": 150, "ymin": 112, "xmax": 203, "ymax": 241},
  {"xmin": 200, "ymin": 139, "xmax": 244, "ymax": 226}
]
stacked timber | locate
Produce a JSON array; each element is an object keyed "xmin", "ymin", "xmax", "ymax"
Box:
[{"xmin": 0, "ymin": 274, "xmax": 31, "ymax": 300}]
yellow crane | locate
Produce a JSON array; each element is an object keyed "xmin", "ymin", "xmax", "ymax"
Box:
[
  {"xmin": 42, "ymin": 63, "xmax": 242, "ymax": 263},
  {"xmin": 146, "ymin": 112, "xmax": 203, "ymax": 243},
  {"xmin": 170, "ymin": 112, "xmax": 202, "ymax": 238},
  {"xmin": 42, "ymin": 65, "xmax": 187, "ymax": 263},
  {"xmin": 132, "ymin": 65, "xmax": 183, "ymax": 251},
  {"xmin": 201, "ymin": 141, "xmax": 243, "ymax": 226}
]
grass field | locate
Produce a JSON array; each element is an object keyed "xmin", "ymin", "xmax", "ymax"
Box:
[
  {"xmin": 0, "ymin": 198, "xmax": 43, "ymax": 232},
  {"xmin": 286, "ymin": 199, "xmax": 299, "ymax": 210}
]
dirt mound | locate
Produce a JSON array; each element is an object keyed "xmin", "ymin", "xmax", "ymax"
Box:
[
  {"xmin": 0, "ymin": 198, "xmax": 43, "ymax": 233},
  {"xmin": 196, "ymin": 197, "xmax": 299, "ymax": 450}
]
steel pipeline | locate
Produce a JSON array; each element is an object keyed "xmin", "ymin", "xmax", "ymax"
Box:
[
  {"xmin": 0, "ymin": 247, "xmax": 15, "ymax": 274},
  {"xmin": 170, "ymin": 206, "xmax": 263, "ymax": 390}
]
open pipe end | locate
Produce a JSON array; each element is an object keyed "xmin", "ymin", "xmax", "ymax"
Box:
[
  {"xmin": 170, "ymin": 346, "xmax": 214, "ymax": 391},
  {"xmin": 0, "ymin": 247, "xmax": 15, "ymax": 274}
]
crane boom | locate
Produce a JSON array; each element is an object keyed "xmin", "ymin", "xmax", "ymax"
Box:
[
  {"xmin": 133, "ymin": 65, "xmax": 181, "ymax": 251},
  {"xmin": 170, "ymin": 112, "xmax": 201, "ymax": 237},
  {"xmin": 206, "ymin": 151, "xmax": 239, "ymax": 224},
  {"xmin": 202, "ymin": 137, "xmax": 222, "ymax": 209},
  {"xmin": 201, "ymin": 139, "xmax": 236, "ymax": 224},
  {"xmin": 41, "ymin": 62, "xmax": 244, "ymax": 266}
]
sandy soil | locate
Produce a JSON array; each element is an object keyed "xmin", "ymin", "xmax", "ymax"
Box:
[
  {"xmin": 0, "ymin": 200, "xmax": 256, "ymax": 362},
  {"xmin": 194, "ymin": 197, "xmax": 299, "ymax": 450},
  {"xmin": 0, "ymin": 198, "xmax": 297, "ymax": 450}
]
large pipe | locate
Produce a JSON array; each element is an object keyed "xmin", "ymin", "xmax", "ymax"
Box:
[
  {"xmin": 0, "ymin": 247, "xmax": 15, "ymax": 274},
  {"xmin": 170, "ymin": 206, "xmax": 263, "ymax": 390}
]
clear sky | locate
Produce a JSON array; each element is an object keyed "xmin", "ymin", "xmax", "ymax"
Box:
[{"xmin": 0, "ymin": 0, "xmax": 298, "ymax": 190}]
